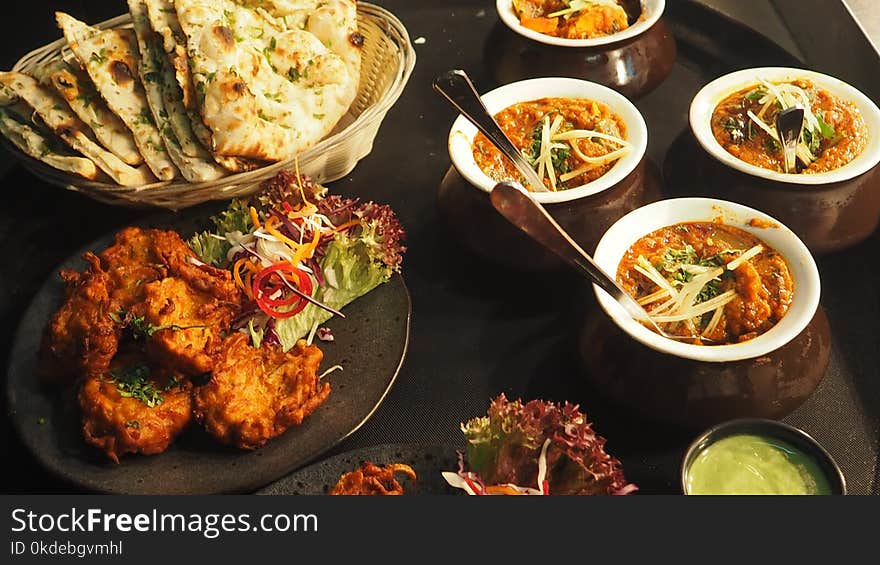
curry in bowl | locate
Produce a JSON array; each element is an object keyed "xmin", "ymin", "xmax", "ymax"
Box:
[
  {"xmin": 711, "ymin": 79, "xmax": 868, "ymax": 174},
  {"xmin": 511, "ymin": 0, "xmax": 631, "ymax": 39},
  {"xmin": 616, "ymin": 222, "xmax": 793, "ymax": 345},
  {"xmin": 472, "ymin": 97, "xmax": 631, "ymax": 192}
]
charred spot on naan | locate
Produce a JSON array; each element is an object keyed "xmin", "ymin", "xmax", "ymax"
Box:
[
  {"xmin": 110, "ymin": 60, "xmax": 136, "ymax": 86},
  {"xmin": 212, "ymin": 25, "xmax": 236, "ymax": 51},
  {"xmin": 348, "ymin": 31, "xmax": 364, "ymax": 48},
  {"xmin": 171, "ymin": 48, "xmax": 195, "ymax": 108}
]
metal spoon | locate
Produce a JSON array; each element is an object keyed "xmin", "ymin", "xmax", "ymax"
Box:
[
  {"xmin": 775, "ymin": 106, "xmax": 804, "ymax": 174},
  {"xmin": 489, "ymin": 181, "xmax": 712, "ymax": 343},
  {"xmin": 433, "ymin": 70, "xmax": 548, "ymax": 193}
]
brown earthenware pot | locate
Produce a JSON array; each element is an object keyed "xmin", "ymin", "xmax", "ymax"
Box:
[
  {"xmin": 579, "ymin": 305, "xmax": 831, "ymax": 431},
  {"xmin": 664, "ymin": 130, "xmax": 880, "ymax": 255},
  {"xmin": 583, "ymin": 197, "xmax": 827, "ymax": 430},
  {"xmin": 684, "ymin": 67, "xmax": 880, "ymax": 255},
  {"xmin": 436, "ymin": 157, "xmax": 663, "ymax": 269},
  {"xmin": 487, "ymin": 1, "xmax": 675, "ymax": 99}
]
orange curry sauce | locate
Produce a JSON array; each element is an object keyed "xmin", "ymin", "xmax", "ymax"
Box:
[
  {"xmin": 616, "ymin": 222, "xmax": 794, "ymax": 345},
  {"xmin": 711, "ymin": 80, "xmax": 867, "ymax": 174},
  {"xmin": 472, "ymin": 97, "xmax": 627, "ymax": 191},
  {"xmin": 513, "ymin": 0, "xmax": 629, "ymax": 39}
]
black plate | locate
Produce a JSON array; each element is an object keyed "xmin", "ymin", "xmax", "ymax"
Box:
[
  {"xmin": 5, "ymin": 211, "xmax": 411, "ymax": 494},
  {"xmin": 257, "ymin": 443, "xmax": 462, "ymax": 495}
]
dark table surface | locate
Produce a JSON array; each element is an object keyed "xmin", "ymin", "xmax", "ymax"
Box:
[{"xmin": 2, "ymin": 0, "xmax": 878, "ymax": 494}]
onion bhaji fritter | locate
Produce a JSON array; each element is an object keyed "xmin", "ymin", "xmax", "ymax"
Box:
[
  {"xmin": 99, "ymin": 227, "xmax": 166, "ymax": 317},
  {"xmin": 40, "ymin": 227, "xmax": 240, "ymax": 382},
  {"xmin": 40, "ymin": 253, "xmax": 121, "ymax": 383},
  {"xmin": 79, "ymin": 356, "xmax": 192, "ymax": 463},
  {"xmin": 193, "ymin": 333, "xmax": 330, "ymax": 450},
  {"xmin": 143, "ymin": 276, "xmax": 238, "ymax": 376},
  {"xmin": 330, "ymin": 463, "xmax": 417, "ymax": 495},
  {"xmin": 43, "ymin": 224, "xmax": 336, "ymax": 462}
]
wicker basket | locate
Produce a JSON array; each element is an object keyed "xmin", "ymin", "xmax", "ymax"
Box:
[{"xmin": 7, "ymin": 3, "xmax": 415, "ymax": 210}]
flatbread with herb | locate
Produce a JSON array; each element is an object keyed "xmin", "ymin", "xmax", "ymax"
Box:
[
  {"xmin": 128, "ymin": 0, "xmax": 226, "ymax": 183},
  {"xmin": 142, "ymin": 0, "xmax": 260, "ymax": 173},
  {"xmin": 0, "ymin": 104, "xmax": 99, "ymax": 180},
  {"xmin": 173, "ymin": 0, "xmax": 360, "ymax": 162},
  {"xmin": 0, "ymin": 71, "xmax": 154, "ymax": 186},
  {"xmin": 143, "ymin": 0, "xmax": 209, "ymax": 147},
  {"xmin": 33, "ymin": 60, "xmax": 143, "ymax": 166},
  {"xmin": 236, "ymin": 0, "xmax": 363, "ymax": 83},
  {"xmin": 56, "ymin": 11, "xmax": 178, "ymax": 181}
]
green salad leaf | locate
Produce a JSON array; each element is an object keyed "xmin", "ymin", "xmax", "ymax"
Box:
[{"xmin": 189, "ymin": 199, "xmax": 253, "ymax": 266}]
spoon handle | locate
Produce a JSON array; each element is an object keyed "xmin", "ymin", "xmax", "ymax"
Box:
[
  {"xmin": 489, "ymin": 181, "xmax": 648, "ymax": 321},
  {"xmin": 433, "ymin": 70, "xmax": 548, "ymax": 193}
]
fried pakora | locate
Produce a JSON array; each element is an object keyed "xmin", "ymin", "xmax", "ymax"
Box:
[
  {"xmin": 193, "ymin": 333, "xmax": 330, "ymax": 450},
  {"xmin": 143, "ymin": 277, "xmax": 237, "ymax": 375},
  {"xmin": 79, "ymin": 355, "xmax": 192, "ymax": 463},
  {"xmin": 99, "ymin": 227, "xmax": 167, "ymax": 316},
  {"xmin": 41, "ymin": 227, "xmax": 240, "ymax": 384},
  {"xmin": 329, "ymin": 462, "xmax": 417, "ymax": 495},
  {"xmin": 151, "ymin": 230, "xmax": 240, "ymax": 303},
  {"xmin": 100, "ymin": 226, "xmax": 239, "ymax": 312},
  {"xmin": 42, "ymin": 219, "xmax": 337, "ymax": 462},
  {"xmin": 40, "ymin": 253, "xmax": 120, "ymax": 382}
]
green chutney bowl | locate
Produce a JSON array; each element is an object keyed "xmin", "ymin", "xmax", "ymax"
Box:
[{"xmin": 681, "ymin": 419, "xmax": 846, "ymax": 495}]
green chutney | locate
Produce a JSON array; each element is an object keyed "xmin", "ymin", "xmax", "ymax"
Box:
[{"xmin": 686, "ymin": 434, "xmax": 832, "ymax": 495}]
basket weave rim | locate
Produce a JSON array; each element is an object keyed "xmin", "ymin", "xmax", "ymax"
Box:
[{"xmin": 8, "ymin": 2, "xmax": 416, "ymax": 201}]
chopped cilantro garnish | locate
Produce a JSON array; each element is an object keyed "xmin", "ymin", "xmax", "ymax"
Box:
[
  {"xmin": 89, "ymin": 48, "xmax": 107, "ymax": 65},
  {"xmin": 110, "ymin": 365, "xmax": 163, "ymax": 408},
  {"xmin": 745, "ymin": 89, "xmax": 767, "ymax": 101},
  {"xmin": 110, "ymin": 311, "xmax": 206, "ymax": 340},
  {"xmin": 816, "ymin": 113, "xmax": 836, "ymax": 139}
]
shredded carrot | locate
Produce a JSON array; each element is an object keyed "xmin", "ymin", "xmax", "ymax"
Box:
[
  {"xmin": 243, "ymin": 270, "xmax": 255, "ymax": 298},
  {"xmin": 291, "ymin": 225, "xmax": 321, "ymax": 266},
  {"xmin": 264, "ymin": 215, "xmax": 300, "ymax": 249},
  {"xmin": 249, "ymin": 206, "xmax": 261, "ymax": 229},
  {"xmin": 333, "ymin": 219, "xmax": 360, "ymax": 233},
  {"xmin": 233, "ymin": 258, "xmax": 254, "ymax": 299},
  {"xmin": 286, "ymin": 203, "xmax": 318, "ymax": 219}
]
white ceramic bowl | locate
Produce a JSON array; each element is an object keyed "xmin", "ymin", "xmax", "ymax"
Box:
[
  {"xmin": 592, "ymin": 198, "xmax": 821, "ymax": 363},
  {"xmin": 690, "ymin": 67, "xmax": 880, "ymax": 185},
  {"xmin": 447, "ymin": 77, "xmax": 648, "ymax": 204},
  {"xmin": 496, "ymin": 0, "xmax": 665, "ymax": 48}
]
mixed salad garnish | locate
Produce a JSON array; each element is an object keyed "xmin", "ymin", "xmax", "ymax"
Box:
[
  {"xmin": 443, "ymin": 394, "xmax": 636, "ymax": 495},
  {"xmin": 190, "ymin": 170, "xmax": 406, "ymax": 351}
]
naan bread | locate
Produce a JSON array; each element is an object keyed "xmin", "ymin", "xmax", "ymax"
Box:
[
  {"xmin": 144, "ymin": 0, "xmax": 207, "ymax": 144},
  {"xmin": 144, "ymin": 0, "xmax": 261, "ymax": 172},
  {"xmin": 174, "ymin": 0, "xmax": 360, "ymax": 162},
  {"xmin": 0, "ymin": 72, "xmax": 155, "ymax": 186},
  {"xmin": 128, "ymin": 0, "xmax": 226, "ymax": 182},
  {"xmin": 234, "ymin": 0, "xmax": 363, "ymax": 80},
  {"xmin": 144, "ymin": 0, "xmax": 197, "ymax": 107},
  {"xmin": 33, "ymin": 60, "xmax": 143, "ymax": 166},
  {"xmin": 0, "ymin": 104, "xmax": 99, "ymax": 180},
  {"xmin": 56, "ymin": 12, "xmax": 178, "ymax": 181}
]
